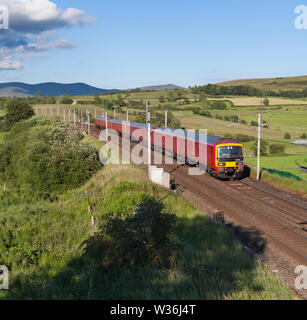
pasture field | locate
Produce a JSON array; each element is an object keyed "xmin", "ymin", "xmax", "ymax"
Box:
[
  {"xmin": 208, "ymin": 96, "xmax": 307, "ymax": 106},
  {"xmin": 173, "ymin": 110, "xmax": 287, "ymax": 140},
  {"xmin": 173, "ymin": 105, "xmax": 307, "ymax": 142},
  {"xmin": 218, "ymin": 75, "xmax": 307, "ymax": 91},
  {"xmin": 245, "ymin": 153, "xmax": 307, "ymax": 182}
]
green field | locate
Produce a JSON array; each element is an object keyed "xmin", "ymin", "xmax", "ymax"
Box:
[
  {"xmin": 245, "ymin": 154, "xmax": 307, "ymax": 181},
  {"xmin": 218, "ymin": 75, "xmax": 307, "ymax": 91}
]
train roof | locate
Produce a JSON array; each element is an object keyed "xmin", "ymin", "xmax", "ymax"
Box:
[{"xmin": 96, "ymin": 117, "xmax": 241, "ymax": 145}]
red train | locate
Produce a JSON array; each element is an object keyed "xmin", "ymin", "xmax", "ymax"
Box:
[{"xmin": 95, "ymin": 117, "xmax": 245, "ymax": 179}]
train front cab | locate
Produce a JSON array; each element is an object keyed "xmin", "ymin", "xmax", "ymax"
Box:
[{"xmin": 214, "ymin": 142, "xmax": 244, "ymax": 179}]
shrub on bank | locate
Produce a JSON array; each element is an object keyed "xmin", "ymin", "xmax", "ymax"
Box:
[{"xmin": 0, "ymin": 116, "xmax": 102, "ymax": 195}]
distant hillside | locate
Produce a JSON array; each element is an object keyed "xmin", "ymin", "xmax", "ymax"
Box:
[
  {"xmin": 216, "ymin": 75, "xmax": 307, "ymax": 91},
  {"xmin": 0, "ymin": 82, "xmax": 117, "ymax": 97},
  {"xmin": 135, "ymin": 84, "xmax": 185, "ymax": 91}
]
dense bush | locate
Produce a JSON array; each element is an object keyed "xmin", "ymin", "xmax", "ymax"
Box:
[
  {"xmin": 284, "ymin": 132, "xmax": 291, "ymax": 140},
  {"xmin": 269, "ymin": 143, "xmax": 286, "ymax": 155},
  {"xmin": 134, "ymin": 111, "xmax": 181, "ymax": 129},
  {"xmin": 210, "ymin": 101, "xmax": 227, "ymax": 110},
  {"xmin": 251, "ymin": 140, "xmax": 268, "ymax": 156},
  {"xmin": 4, "ymin": 99, "xmax": 34, "ymax": 130},
  {"xmin": 199, "ymin": 110, "xmax": 212, "ymax": 118},
  {"xmin": 192, "ymin": 107, "xmax": 201, "ymax": 114},
  {"xmin": 84, "ymin": 193, "xmax": 177, "ymax": 268},
  {"xmin": 191, "ymin": 83, "xmax": 307, "ymax": 99},
  {"xmin": 263, "ymin": 98, "xmax": 270, "ymax": 106},
  {"xmin": 235, "ymin": 134, "xmax": 255, "ymax": 142},
  {"xmin": 0, "ymin": 117, "xmax": 102, "ymax": 195},
  {"xmin": 60, "ymin": 95, "xmax": 74, "ymax": 104}
]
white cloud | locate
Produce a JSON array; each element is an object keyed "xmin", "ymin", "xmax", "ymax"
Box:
[
  {"xmin": 0, "ymin": 0, "xmax": 96, "ymax": 32},
  {"xmin": 32, "ymin": 40, "xmax": 78, "ymax": 51},
  {"xmin": 0, "ymin": 57, "xmax": 22, "ymax": 70},
  {"xmin": 0, "ymin": 0, "xmax": 96, "ymax": 71}
]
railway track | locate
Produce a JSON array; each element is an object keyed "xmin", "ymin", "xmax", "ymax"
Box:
[
  {"xmin": 223, "ymin": 180, "xmax": 307, "ymax": 229},
  {"xmin": 190, "ymin": 174, "xmax": 307, "ymax": 263},
  {"xmin": 240, "ymin": 179, "xmax": 307, "ymax": 211},
  {"xmin": 88, "ymin": 124, "xmax": 307, "ymax": 264}
]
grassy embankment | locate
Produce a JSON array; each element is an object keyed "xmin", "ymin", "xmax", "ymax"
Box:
[{"xmin": 0, "ymin": 129, "xmax": 294, "ymax": 300}]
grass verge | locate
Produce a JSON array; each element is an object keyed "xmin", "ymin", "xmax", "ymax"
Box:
[{"xmin": 0, "ymin": 161, "xmax": 294, "ymax": 300}]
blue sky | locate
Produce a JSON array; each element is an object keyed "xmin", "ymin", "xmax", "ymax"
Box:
[{"xmin": 0, "ymin": 0, "xmax": 307, "ymax": 89}]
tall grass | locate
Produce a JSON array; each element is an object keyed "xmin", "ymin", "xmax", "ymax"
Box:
[{"xmin": 0, "ymin": 164, "xmax": 293, "ymax": 300}]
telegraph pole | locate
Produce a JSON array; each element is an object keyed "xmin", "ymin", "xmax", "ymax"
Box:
[
  {"xmin": 87, "ymin": 110, "xmax": 90, "ymax": 135},
  {"xmin": 256, "ymin": 100, "xmax": 263, "ymax": 181},
  {"xmin": 106, "ymin": 112, "xmax": 108, "ymax": 141},
  {"xmin": 165, "ymin": 109, "xmax": 168, "ymax": 128},
  {"xmin": 148, "ymin": 112, "xmax": 151, "ymax": 174},
  {"xmin": 113, "ymin": 107, "xmax": 116, "ymax": 119},
  {"xmin": 146, "ymin": 101, "xmax": 149, "ymax": 122},
  {"xmin": 126, "ymin": 109, "xmax": 129, "ymax": 122}
]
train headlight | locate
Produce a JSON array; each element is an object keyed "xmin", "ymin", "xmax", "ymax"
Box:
[
  {"xmin": 236, "ymin": 162, "xmax": 244, "ymax": 166},
  {"xmin": 219, "ymin": 167, "xmax": 225, "ymax": 173},
  {"xmin": 218, "ymin": 163, "xmax": 226, "ymax": 167}
]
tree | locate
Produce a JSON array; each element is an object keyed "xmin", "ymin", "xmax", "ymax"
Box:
[
  {"xmin": 263, "ymin": 98, "xmax": 270, "ymax": 106},
  {"xmin": 4, "ymin": 99, "xmax": 34, "ymax": 130},
  {"xmin": 301, "ymin": 133, "xmax": 307, "ymax": 139},
  {"xmin": 0, "ymin": 117, "xmax": 102, "ymax": 194},
  {"xmin": 284, "ymin": 132, "xmax": 291, "ymax": 140},
  {"xmin": 251, "ymin": 140, "xmax": 268, "ymax": 156},
  {"xmin": 269, "ymin": 143, "xmax": 286, "ymax": 155},
  {"xmin": 210, "ymin": 101, "xmax": 227, "ymax": 110},
  {"xmin": 159, "ymin": 96, "xmax": 166, "ymax": 103},
  {"xmin": 84, "ymin": 194, "xmax": 177, "ymax": 268},
  {"xmin": 200, "ymin": 95, "xmax": 210, "ymax": 109},
  {"xmin": 94, "ymin": 94, "xmax": 102, "ymax": 105},
  {"xmin": 60, "ymin": 95, "xmax": 73, "ymax": 104}
]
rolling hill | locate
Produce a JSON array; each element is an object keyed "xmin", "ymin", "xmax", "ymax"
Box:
[
  {"xmin": 135, "ymin": 84, "xmax": 185, "ymax": 91},
  {"xmin": 216, "ymin": 75, "xmax": 307, "ymax": 91},
  {"xmin": 0, "ymin": 82, "xmax": 117, "ymax": 97}
]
